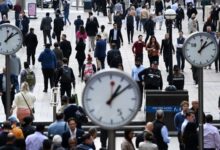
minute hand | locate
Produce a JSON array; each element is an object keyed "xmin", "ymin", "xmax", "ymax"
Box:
[
  {"xmin": 4, "ymin": 32, "xmax": 18, "ymax": 43},
  {"xmin": 201, "ymin": 41, "xmax": 213, "ymax": 50},
  {"xmin": 114, "ymin": 84, "xmax": 131, "ymax": 97}
]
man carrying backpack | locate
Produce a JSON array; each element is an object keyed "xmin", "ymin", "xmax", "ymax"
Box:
[
  {"xmin": 20, "ymin": 62, "xmax": 36, "ymax": 92},
  {"xmin": 55, "ymin": 58, "xmax": 75, "ymax": 98}
]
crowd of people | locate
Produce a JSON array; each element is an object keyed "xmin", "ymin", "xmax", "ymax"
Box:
[{"xmin": 0, "ymin": 0, "xmax": 220, "ymax": 149}]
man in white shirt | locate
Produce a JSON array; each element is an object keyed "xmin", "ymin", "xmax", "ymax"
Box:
[{"xmin": 204, "ymin": 114, "xmax": 220, "ymax": 150}]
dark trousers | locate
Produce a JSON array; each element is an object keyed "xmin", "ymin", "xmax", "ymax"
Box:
[
  {"xmin": 192, "ymin": 66, "xmax": 199, "ymax": 84},
  {"xmin": 1, "ymin": 92, "xmax": 15, "ymax": 115},
  {"xmin": 176, "ymin": 19, "xmax": 182, "ymax": 31},
  {"xmin": 127, "ymin": 27, "xmax": 134, "ymax": 43},
  {"xmin": 135, "ymin": 53, "xmax": 143, "ymax": 64},
  {"xmin": 43, "ymin": 30, "xmax": 52, "ymax": 45},
  {"xmin": 136, "ymin": 16, "xmax": 141, "ymax": 31},
  {"xmin": 164, "ymin": 56, "xmax": 171, "ymax": 71},
  {"xmin": 141, "ymin": 18, "xmax": 147, "ymax": 32},
  {"xmin": 55, "ymin": 31, "xmax": 61, "ymax": 43},
  {"xmin": 100, "ymin": 129, "xmax": 108, "ymax": 148},
  {"xmin": 136, "ymin": 81, "xmax": 143, "ymax": 108},
  {"xmin": 27, "ymin": 52, "xmax": 35, "ymax": 65},
  {"xmin": 60, "ymin": 83, "xmax": 71, "ymax": 99},
  {"xmin": 202, "ymin": 5, "xmax": 205, "ymax": 21},
  {"xmin": 42, "ymin": 68, "xmax": 55, "ymax": 91},
  {"xmin": 148, "ymin": 55, "xmax": 159, "ymax": 66},
  {"xmin": 177, "ymin": 132, "xmax": 185, "ymax": 150},
  {"xmin": 176, "ymin": 49, "xmax": 185, "ymax": 70},
  {"xmin": 98, "ymin": 57, "xmax": 105, "ymax": 69},
  {"xmin": 77, "ymin": 59, "xmax": 85, "ymax": 75},
  {"xmin": 215, "ymin": 55, "xmax": 220, "ymax": 72}
]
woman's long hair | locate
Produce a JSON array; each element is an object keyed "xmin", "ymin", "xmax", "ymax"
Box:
[
  {"xmin": 20, "ymin": 82, "xmax": 30, "ymax": 92},
  {"xmin": 147, "ymin": 36, "xmax": 160, "ymax": 50}
]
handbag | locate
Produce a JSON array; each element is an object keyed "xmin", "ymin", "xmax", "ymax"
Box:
[
  {"xmin": 71, "ymin": 89, "xmax": 78, "ymax": 105},
  {"xmin": 21, "ymin": 93, "xmax": 35, "ymax": 118}
]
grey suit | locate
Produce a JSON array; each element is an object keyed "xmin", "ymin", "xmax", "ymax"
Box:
[{"xmin": 40, "ymin": 16, "xmax": 52, "ymax": 45}]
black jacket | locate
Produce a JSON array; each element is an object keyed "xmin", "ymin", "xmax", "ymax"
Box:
[
  {"xmin": 155, "ymin": 0, "xmax": 163, "ymax": 15},
  {"xmin": 60, "ymin": 40, "xmax": 72, "ymax": 58},
  {"xmin": 75, "ymin": 41, "xmax": 86, "ymax": 61},
  {"xmin": 176, "ymin": 7, "xmax": 184, "ymax": 20},
  {"xmin": 85, "ymin": 20, "xmax": 98, "ymax": 36},
  {"xmin": 40, "ymin": 16, "xmax": 52, "ymax": 31},
  {"xmin": 62, "ymin": 129, "xmax": 84, "ymax": 148},
  {"xmin": 24, "ymin": 32, "xmax": 38, "ymax": 54},
  {"xmin": 109, "ymin": 29, "xmax": 123, "ymax": 49},
  {"xmin": 160, "ymin": 39, "xmax": 175, "ymax": 58},
  {"xmin": 187, "ymin": 8, "xmax": 197, "ymax": 19},
  {"xmin": 144, "ymin": 19, "xmax": 155, "ymax": 35},
  {"xmin": 53, "ymin": 16, "xmax": 64, "ymax": 33}
]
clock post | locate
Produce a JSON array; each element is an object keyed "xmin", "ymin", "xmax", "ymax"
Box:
[{"xmin": 5, "ymin": 55, "xmax": 11, "ymax": 119}]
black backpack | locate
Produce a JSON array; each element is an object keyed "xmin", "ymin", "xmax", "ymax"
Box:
[{"xmin": 60, "ymin": 67, "xmax": 72, "ymax": 83}]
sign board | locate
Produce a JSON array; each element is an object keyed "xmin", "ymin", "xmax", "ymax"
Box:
[
  {"xmin": 28, "ymin": 3, "xmax": 37, "ymax": 18},
  {"xmin": 146, "ymin": 106, "xmax": 181, "ymax": 113}
]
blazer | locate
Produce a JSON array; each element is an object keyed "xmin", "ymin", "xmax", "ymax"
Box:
[
  {"xmin": 61, "ymin": 128, "xmax": 84, "ymax": 148},
  {"xmin": 109, "ymin": 29, "xmax": 123, "ymax": 49}
]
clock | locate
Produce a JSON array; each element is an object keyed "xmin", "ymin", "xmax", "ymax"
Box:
[
  {"xmin": 0, "ymin": 24, "xmax": 23, "ymax": 55},
  {"xmin": 182, "ymin": 32, "xmax": 219, "ymax": 67},
  {"xmin": 82, "ymin": 69, "xmax": 141, "ymax": 129}
]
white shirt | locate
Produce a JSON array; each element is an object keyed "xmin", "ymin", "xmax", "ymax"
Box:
[
  {"xmin": 185, "ymin": 0, "xmax": 194, "ymax": 4},
  {"xmin": 25, "ymin": 132, "xmax": 48, "ymax": 150},
  {"xmin": 113, "ymin": 29, "xmax": 117, "ymax": 40},
  {"xmin": 181, "ymin": 119, "xmax": 189, "ymax": 134},
  {"xmin": 204, "ymin": 123, "xmax": 220, "ymax": 149}
]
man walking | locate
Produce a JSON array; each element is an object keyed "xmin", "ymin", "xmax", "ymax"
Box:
[
  {"xmin": 109, "ymin": 23, "xmax": 123, "ymax": 49},
  {"xmin": 40, "ymin": 12, "xmax": 52, "ymax": 45},
  {"xmin": 176, "ymin": 31, "xmax": 185, "ymax": 72},
  {"xmin": 38, "ymin": 44, "xmax": 57, "ymax": 93},
  {"xmin": 60, "ymin": 34, "xmax": 72, "ymax": 63},
  {"xmin": 132, "ymin": 35, "xmax": 145, "ymax": 63}
]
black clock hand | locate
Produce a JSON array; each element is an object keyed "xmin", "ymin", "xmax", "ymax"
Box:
[
  {"xmin": 198, "ymin": 41, "xmax": 207, "ymax": 54},
  {"xmin": 114, "ymin": 84, "xmax": 131, "ymax": 97},
  {"xmin": 106, "ymin": 85, "xmax": 121, "ymax": 105},
  {"xmin": 4, "ymin": 32, "xmax": 13, "ymax": 43},
  {"xmin": 4, "ymin": 32, "xmax": 18, "ymax": 43},
  {"xmin": 201, "ymin": 41, "xmax": 213, "ymax": 49}
]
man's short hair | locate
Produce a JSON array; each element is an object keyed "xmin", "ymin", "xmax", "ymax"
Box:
[
  {"xmin": 46, "ymin": 12, "xmax": 50, "ymax": 16},
  {"xmin": 205, "ymin": 114, "xmax": 213, "ymax": 123},
  {"xmin": 185, "ymin": 110, "xmax": 194, "ymax": 117},
  {"xmin": 180, "ymin": 100, "xmax": 189, "ymax": 107},
  {"xmin": 67, "ymin": 117, "xmax": 77, "ymax": 124},
  {"xmin": 155, "ymin": 109, "xmax": 164, "ymax": 120}
]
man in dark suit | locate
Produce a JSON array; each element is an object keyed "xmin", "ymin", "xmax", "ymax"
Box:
[
  {"xmin": 0, "ymin": 68, "xmax": 18, "ymax": 116},
  {"xmin": 53, "ymin": 13, "xmax": 64, "ymax": 43},
  {"xmin": 61, "ymin": 118, "xmax": 84, "ymax": 148},
  {"xmin": 40, "ymin": 12, "xmax": 52, "ymax": 45},
  {"xmin": 109, "ymin": 23, "xmax": 123, "ymax": 49}
]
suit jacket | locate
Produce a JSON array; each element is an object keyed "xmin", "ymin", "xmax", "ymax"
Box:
[
  {"xmin": 109, "ymin": 29, "xmax": 123, "ymax": 49},
  {"xmin": 40, "ymin": 16, "xmax": 52, "ymax": 31},
  {"xmin": 61, "ymin": 128, "xmax": 84, "ymax": 148},
  {"xmin": 160, "ymin": 39, "xmax": 175, "ymax": 58}
]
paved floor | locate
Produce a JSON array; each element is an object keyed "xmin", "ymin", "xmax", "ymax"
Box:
[{"xmin": 0, "ymin": 5, "xmax": 220, "ymax": 149}]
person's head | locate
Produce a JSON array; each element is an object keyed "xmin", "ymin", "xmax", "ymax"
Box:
[
  {"xmin": 145, "ymin": 122, "xmax": 154, "ymax": 132},
  {"xmin": 111, "ymin": 43, "xmax": 117, "ymax": 49},
  {"xmin": 155, "ymin": 109, "xmax": 164, "ymax": 120},
  {"xmin": 52, "ymin": 135, "xmax": 62, "ymax": 145},
  {"xmin": 144, "ymin": 131, "xmax": 153, "ymax": 142},
  {"xmin": 23, "ymin": 116, "xmax": 34, "ymax": 125},
  {"xmin": 62, "ymin": 34, "xmax": 67, "ymax": 40},
  {"xmin": 101, "ymin": 25, "xmax": 105, "ymax": 32},
  {"xmin": 124, "ymin": 129, "xmax": 134, "ymax": 141},
  {"xmin": 8, "ymin": 116, "xmax": 18, "ymax": 125},
  {"xmin": 205, "ymin": 114, "xmax": 213, "ymax": 123},
  {"xmin": 54, "ymin": 42, "xmax": 59, "ymax": 48},
  {"xmin": 138, "ymin": 35, "xmax": 143, "ymax": 41},
  {"xmin": 191, "ymin": 101, "xmax": 199, "ymax": 110},
  {"xmin": 89, "ymin": 11, "xmax": 93, "ymax": 17},
  {"xmin": 173, "ymin": 65, "xmax": 180, "ymax": 73},
  {"xmin": 36, "ymin": 124, "xmax": 45, "ymax": 133},
  {"xmin": 96, "ymin": 34, "xmax": 102, "ymax": 41},
  {"xmin": 77, "ymin": 15, "xmax": 81, "ymax": 19},
  {"xmin": 179, "ymin": 31, "xmax": 183, "ymax": 37},
  {"xmin": 165, "ymin": 33, "xmax": 169, "ymax": 39},
  {"xmin": 46, "ymin": 12, "xmax": 50, "ymax": 17},
  {"xmin": 149, "ymin": 36, "xmax": 157, "ymax": 44},
  {"xmin": 82, "ymin": 133, "xmax": 93, "ymax": 145},
  {"xmin": 206, "ymin": 26, "xmax": 212, "ymax": 32},
  {"xmin": 42, "ymin": 139, "xmax": 51, "ymax": 150},
  {"xmin": 45, "ymin": 43, "xmax": 51, "ymax": 49},
  {"xmin": 89, "ymin": 127, "xmax": 97, "ymax": 139},
  {"xmin": 135, "ymin": 57, "xmax": 142, "ymax": 67},
  {"xmin": 180, "ymin": 101, "xmax": 189, "ymax": 112},
  {"xmin": 20, "ymin": 82, "xmax": 30, "ymax": 92},
  {"xmin": 67, "ymin": 118, "xmax": 77, "ymax": 131},
  {"xmin": 185, "ymin": 110, "xmax": 195, "ymax": 122},
  {"xmin": 178, "ymin": 3, "xmax": 181, "ymax": 8},
  {"xmin": 87, "ymin": 54, "xmax": 93, "ymax": 63},
  {"xmin": 151, "ymin": 61, "xmax": 159, "ymax": 69},
  {"xmin": 56, "ymin": 113, "xmax": 64, "ymax": 121},
  {"xmin": 191, "ymin": 13, "xmax": 196, "ymax": 19},
  {"xmin": 55, "ymin": 13, "xmax": 59, "ymax": 18},
  {"xmin": 24, "ymin": 62, "xmax": 29, "ymax": 69},
  {"xmin": 62, "ymin": 57, "xmax": 68, "ymax": 65},
  {"xmin": 30, "ymin": 28, "xmax": 34, "ymax": 33},
  {"xmin": 113, "ymin": 23, "xmax": 118, "ymax": 29},
  {"xmin": 68, "ymin": 137, "xmax": 77, "ymax": 148},
  {"xmin": 61, "ymin": 95, "xmax": 69, "ymax": 104},
  {"xmin": 79, "ymin": 25, "xmax": 85, "ymax": 33},
  {"xmin": 1, "ymin": 121, "xmax": 12, "ymax": 131}
]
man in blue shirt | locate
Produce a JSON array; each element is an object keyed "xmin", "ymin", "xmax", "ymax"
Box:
[
  {"xmin": 174, "ymin": 101, "xmax": 189, "ymax": 150},
  {"xmin": 94, "ymin": 34, "xmax": 107, "ymax": 70}
]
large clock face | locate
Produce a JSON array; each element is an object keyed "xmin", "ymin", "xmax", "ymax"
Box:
[
  {"xmin": 0, "ymin": 24, "xmax": 23, "ymax": 55},
  {"xmin": 182, "ymin": 32, "xmax": 219, "ymax": 67},
  {"xmin": 82, "ymin": 69, "xmax": 141, "ymax": 129}
]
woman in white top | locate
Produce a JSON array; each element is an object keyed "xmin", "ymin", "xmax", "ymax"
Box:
[{"xmin": 10, "ymin": 82, "xmax": 36, "ymax": 123}]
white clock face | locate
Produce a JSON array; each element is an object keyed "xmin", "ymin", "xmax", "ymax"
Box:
[
  {"xmin": 183, "ymin": 32, "xmax": 219, "ymax": 67},
  {"xmin": 82, "ymin": 69, "xmax": 141, "ymax": 129},
  {"xmin": 0, "ymin": 24, "xmax": 23, "ymax": 55}
]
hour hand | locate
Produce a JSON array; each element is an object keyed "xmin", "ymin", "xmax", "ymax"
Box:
[
  {"xmin": 198, "ymin": 41, "xmax": 207, "ymax": 54},
  {"xmin": 106, "ymin": 85, "xmax": 121, "ymax": 105}
]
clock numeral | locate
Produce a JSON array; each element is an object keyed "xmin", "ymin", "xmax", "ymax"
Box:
[
  {"xmin": 0, "ymin": 42, "xmax": 1, "ymax": 46},
  {"xmin": 131, "ymin": 98, "xmax": 136, "ymax": 101},
  {"xmin": 206, "ymin": 60, "xmax": 209, "ymax": 63},
  {"xmin": 117, "ymin": 109, "xmax": 122, "ymax": 116},
  {"xmin": 191, "ymin": 43, "xmax": 197, "ymax": 47},
  {"xmin": 129, "ymin": 108, "xmax": 134, "ymax": 112},
  {"xmin": 120, "ymin": 77, "xmax": 124, "ymax": 82},
  {"xmin": 111, "ymin": 119, "xmax": 113, "ymax": 124},
  {"xmin": 89, "ymin": 87, "xmax": 94, "ymax": 90},
  {"xmin": 86, "ymin": 98, "xmax": 91, "ymax": 101},
  {"xmin": 211, "ymin": 55, "xmax": 214, "ymax": 58},
  {"xmin": 121, "ymin": 116, "xmax": 125, "ymax": 121},
  {"xmin": 98, "ymin": 78, "xmax": 101, "ymax": 82},
  {"xmin": 89, "ymin": 109, "xmax": 95, "ymax": 113},
  {"xmin": 109, "ymin": 74, "xmax": 112, "ymax": 79},
  {"xmin": 98, "ymin": 117, "xmax": 102, "ymax": 121},
  {"xmin": 212, "ymin": 49, "xmax": 216, "ymax": 51}
]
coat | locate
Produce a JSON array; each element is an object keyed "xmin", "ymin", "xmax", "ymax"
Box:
[
  {"xmin": 75, "ymin": 41, "xmax": 86, "ymax": 61},
  {"xmin": 109, "ymin": 29, "xmax": 123, "ymax": 49},
  {"xmin": 40, "ymin": 16, "xmax": 52, "ymax": 31},
  {"xmin": 85, "ymin": 19, "xmax": 98, "ymax": 36},
  {"xmin": 61, "ymin": 129, "xmax": 84, "ymax": 148},
  {"xmin": 60, "ymin": 40, "xmax": 72, "ymax": 58},
  {"xmin": 24, "ymin": 32, "xmax": 38, "ymax": 54},
  {"xmin": 53, "ymin": 16, "xmax": 64, "ymax": 33},
  {"xmin": 121, "ymin": 139, "xmax": 135, "ymax": 150},
  {"xmin": 38, "ymin": 48, "xmax": 57, "ymax": 69}
]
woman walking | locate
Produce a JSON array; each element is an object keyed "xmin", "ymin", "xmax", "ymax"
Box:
[
  {"xmin": 146, "ymin": 36, "xmax": 160, "ymax": 65},
  {"xmin": 75, "ymin": 38, "xmax": 86, "ymax": 77}
]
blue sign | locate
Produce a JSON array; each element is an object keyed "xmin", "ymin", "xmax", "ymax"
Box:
[{"xmin": 145, "ymin": 106, "xmax": 181, "ymax": 113}]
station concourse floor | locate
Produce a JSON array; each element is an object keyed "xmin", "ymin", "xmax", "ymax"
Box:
[{"xmin": 0, "ymin": 6, "xmax": 219, "ymax": 149}]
